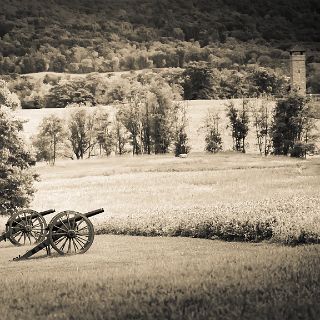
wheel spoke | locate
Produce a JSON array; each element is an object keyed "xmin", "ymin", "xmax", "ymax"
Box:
[
  {"xmin": 30, "ymin": 231, "xmax": 39, "ymax": 241},
  {"xmin": 12, "ymin": 226, "xmax": 23, "ymax": 232},
  {"xmin": 67, "ymin": 214, "xmax": 71, "ymax": 229},
  {"xmin": 55, "ymin": 225, "xmax": 67, "ymax": 232},
  {"xmin": 60, "ymin": 237, "xmax": 69, "ymax": 252},
  {"xmin": 77, "ymin": 226, "xmax": 88, "ymax": 233},
  {"xmin": 16, "ymin": 232, "xmax": 23, "ymax": 243},
  {"xmin": 31, "ymin": 230, "xmax": 42, "ymax": 236},
  {"xmin": 59, "ymin": 218, "xmax": 69, "ymax": 231},
  {"xmin": 67, "ymin": 239, "xmax": 72, "ymax": 253},
  {"xmin": 77, "ymin": 234, "xmax": 89, "ymax": 240},
  {"xmin": 77, "ymin": 229, "xmax": 89, "ymax": 235},
  {"xmin": 13, "ymin": 230, "xmax": 23, "ymax": 238},
  {"xmin": 74, "ymin": 237, "xmax": 85, "ymax": 250},
  {"xmin": 14, "ymin": 221, "xmax": 25, "ymax": 227},
  {"xmin": 26, "ymin": 232, "xmax": 32, "ymax": 244},
  {"xmin": 72, "ymin": 238, "xmax": 79, "ymax": 251},
  {"xmin": 75, "ymin": 236, "xmax": 87, "ymax": 245},
  {"xmin": 31, "ymin": 223, "xmax": 41, "ymax": 228},
  {"xmin": 54, "ymin": 236, "xmax": 66, "ymax": 246}
]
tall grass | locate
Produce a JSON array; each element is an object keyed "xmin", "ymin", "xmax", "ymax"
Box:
[{"xmin": 21, "ymin": 153, "xmax": 320, "ymax": 245}]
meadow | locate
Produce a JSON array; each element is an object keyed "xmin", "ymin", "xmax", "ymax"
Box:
[
  {"xmin": 1, "ymin": 152, "xmax": 318, "ymax": 245},
  {"xmin": 1, "ymin": 152, "xmax": 320, "ymax": 319}
]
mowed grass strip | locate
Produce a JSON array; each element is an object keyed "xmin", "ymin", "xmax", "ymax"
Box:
[{"xmin": 0, "ymin": 235, "xmax": 319, "ymax": 320}]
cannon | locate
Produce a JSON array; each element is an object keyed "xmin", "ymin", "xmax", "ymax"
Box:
[
  {"xmin": 0, "ymin": 209, "xmax": 55, "ymax": 246},
  {"xmin": 13, "ymin": 208, "xmax": 104, "ymax": 260}
]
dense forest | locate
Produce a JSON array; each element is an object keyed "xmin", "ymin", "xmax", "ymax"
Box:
[
  {"xmin": 1, "ymin": 0, "xmax": 320, "ymax": 73},
  {"xmin": 0, "ymin": 0, "xmax": 319, "ymax": 107}
]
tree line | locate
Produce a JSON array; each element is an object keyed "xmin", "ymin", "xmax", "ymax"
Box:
[
  {"xmin": 4, "ymin": 62, "xmax": 292, "ymax": 111},
  {"xmin": 32, "ymin": 81, "xmax": 190, "ymax": 164},
  {"xmin": 32, "ymin": 92, "xmax": 318, "ymax": 165},
  {"xmin": 205, "ymin": 95, "xmax": 318, "ymax": 157}
]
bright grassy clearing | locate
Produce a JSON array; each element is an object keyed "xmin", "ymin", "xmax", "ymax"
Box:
[
  {"xmin": 0, "ymin": 235, "xmax": 319, "ymax": 320},
  {"xmin": 28, "ymin": 152, "xmax": 319, "ymax": 215}
]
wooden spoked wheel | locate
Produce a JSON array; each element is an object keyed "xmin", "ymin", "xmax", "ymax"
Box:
[
  {"xmin": 48, "ymin": 211, "xmax": 94, "ymax": 255},
  {"xmin": 8, "ymin": 209, "xmax": 47, "ymax": 246}
]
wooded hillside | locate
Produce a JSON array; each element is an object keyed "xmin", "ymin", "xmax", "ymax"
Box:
[{"xmin": 1, "ymin": 0, "xmax": 320, "ymax": 75}]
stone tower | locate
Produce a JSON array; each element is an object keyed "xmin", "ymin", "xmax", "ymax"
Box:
[{"xmin": 289, "ymin": 46, "xmax": 306, "ymax": 96}]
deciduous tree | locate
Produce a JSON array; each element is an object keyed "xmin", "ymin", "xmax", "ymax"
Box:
[
  {"xmin": 33, "ymin": 115, "xmax": 67, "ymax": 165},
  {"xmin": 0, "ymin": 81, "xmax": 36, "ymax": 215},
  {"xmin": 226, "ymin": 100, "xmax": 250, "ymax": 153},
  {"xmin": 203, "ymin": 111, "xmax": 223, "ymax": 153},
  {"xmin": 271, "ymin": 94, "xmax": 317, "ymax": 157}
]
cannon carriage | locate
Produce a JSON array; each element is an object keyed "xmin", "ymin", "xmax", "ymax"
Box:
[{"xmin": 13, "ymin": 208, "xmax": 104, "ymax": 260}]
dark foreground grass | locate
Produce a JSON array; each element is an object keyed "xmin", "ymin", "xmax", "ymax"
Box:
[{"xmin": 0, "ymin": 235, "xmax": 319, "ymax": 320}]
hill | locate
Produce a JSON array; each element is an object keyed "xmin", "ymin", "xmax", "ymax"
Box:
[{"xmin": 1, "ymin": 0, "xmax": 320, "ymax": 81}]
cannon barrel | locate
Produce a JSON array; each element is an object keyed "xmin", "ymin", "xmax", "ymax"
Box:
[
  {"xmin": 39, "ymin": 209, "xmax": 56, "ymax": 216},
  {"xmin": 9, "ymin": 209, "xmax": 55, "ymax": 226},
  {"xmin": 84, "ymin": 208, "xmax": 104, "ymax": 219}
]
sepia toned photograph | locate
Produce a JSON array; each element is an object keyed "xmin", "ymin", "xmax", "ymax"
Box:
[{"xmin": 0, "ymin": 0, "xmax": 319, "ymax": 319}]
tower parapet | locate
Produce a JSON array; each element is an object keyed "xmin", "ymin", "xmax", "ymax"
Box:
[{"xmin": 289, "ymin": 45, "xmax": 306, "ymax": 96}]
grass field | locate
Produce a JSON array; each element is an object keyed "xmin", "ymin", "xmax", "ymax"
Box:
[
  {"xmin": 1, "ymin": 153, "xmax": 320, "ymax": 319},
  {"xmin": 1, "ymin": 152, "xmax": 319, "ymax": 244},
  {"xmin": 0, "ymin": 235, "xmax": 319, "ymax": 320}
]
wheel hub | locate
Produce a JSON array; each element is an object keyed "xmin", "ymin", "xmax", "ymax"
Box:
[
  {"xmin": 67, "ymin": 230, "xmax": 76, "ymax": 238},
  {"xmin": 25, "ymin": 225, "xmax": 32, "ymax": 233}
]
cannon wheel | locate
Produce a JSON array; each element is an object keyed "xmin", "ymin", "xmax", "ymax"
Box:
[
  {"xmin": 48, "ymin": 211, "xmax": 94, "ymax": 255},
  {"xmin": 8, "ymin": 209, "xmax": 47, "ymax": 246}
]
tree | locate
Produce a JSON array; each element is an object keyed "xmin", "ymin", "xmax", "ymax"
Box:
[
  {"xmin": 142, "ymin": 92, "xmax": 154, "ymax": 155},
  {"xmin": 33, "ymin": 115, "xmax": 67, "ymax": 165},
  {"xmin": 67, "ymin": 108, "xmax": 92, "ymax": 159},
  {"xmin": 46, "ymin": 81, "xmax": 96, "ymax": 108},
  {"xmin": 149, "ymin": 83, "xmax": 177, "ymax": 154},
  {"xmin": 271, "ymin": 94, "xmax": 317, "ymax": 157},
  {"xmin": 203, "ymin": 111, "xmax": 223, "ymax": 153},
  {"xmin": 94, "ymin": 109, "xmax": 114, "ymax": 156},
  {"xmin": 182, "ymin": 62, "xmax": 216, "ymax": 99},
  {"xmin": 117, "ymin": 87, "xmax": 145, "ymax": 155},
  {"xmin": 0, "ymin": 80, "xmax": 21, "ymax": 110},
  {"xmin": 226, "ymin": 100, "xmax": 250, "ymax": 153},
  {"xmin": 251, "ymin": 98, "xmax": 272, "ymax": 155},
  {"xmin": 113, "ymin": 114, "xmax": 128, "ymax": 155},
  {"xmin": 247, "ymin": 66, "xmax": 288, "ymax": 98},
  {"xmin": 0, "ymin": 80, "xmax": 36, "ymax": 215},
  {"xmin": 173, "ymin": 103, "xmax": 191, "ymax": 156}
]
